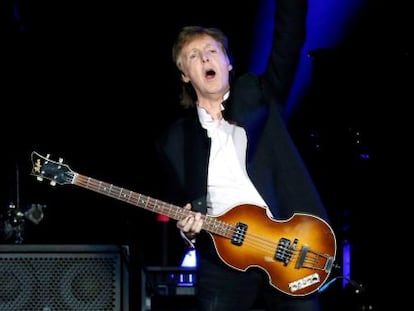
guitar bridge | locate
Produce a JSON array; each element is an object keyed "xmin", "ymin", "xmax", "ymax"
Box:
[
  {"xmin": 275, "ymin": 238, "xmax": 297, "ymax": 265},
  {"xmin": 295, "ymin": 245, "xmax": 335, "ymax": 273},
  {"xmin": 231, "ymin": 222, "xmax": 247, "ymax": 246}
]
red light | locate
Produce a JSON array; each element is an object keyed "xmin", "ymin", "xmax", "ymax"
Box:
[{"xmin": 157, "ymin": 214, "xmax": 170, "ymax": 222}]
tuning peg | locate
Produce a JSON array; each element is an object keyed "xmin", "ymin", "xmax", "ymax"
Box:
[
  {"xmin": 50, "ymin": 180, "xmax": 56, "ymax": 186},
  {"xmin": 46, "ymin": 154, "xmax": 51, "ymax": 158},
  {"xmin": 59, "ymin": 158, "xmax": 63, "ymax": 163},
  {"xmin": 37, "ymin": 176, "xmax": 43, "ymax": 182}
]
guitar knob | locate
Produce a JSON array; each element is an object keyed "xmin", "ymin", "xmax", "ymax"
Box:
[
  {"xmin": 37, "ymin": 176, "xmax": 43, "ymax": 182},
  {"xmin": 50, "ymin": 180, "xmax": 56, "ymax": 186}
]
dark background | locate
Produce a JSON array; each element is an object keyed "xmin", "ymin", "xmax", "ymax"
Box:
[{"xmin": 1, "ymin": 0, "xmax": 409, "ymax": 309}]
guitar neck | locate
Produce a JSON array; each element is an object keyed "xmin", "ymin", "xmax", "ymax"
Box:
[
  {"xmin": 73, "ymin": 173, "xmax": 184, "ymax": 220},
  {"xmin": 72, "ymin": 173, "xmax": 231, "ymax": 238}
]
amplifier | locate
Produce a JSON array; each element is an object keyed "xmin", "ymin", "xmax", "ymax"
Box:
[
  {"xmin": 141, "ymin": 266, "xmax": 197, "ymax": 311},
  {"xmin": 0, "ymin": 244, "xmax": 130, "ymax": 311},
  {"xmin": 141, "ymin": 266, "xmax": 265, "ymax": 311}
]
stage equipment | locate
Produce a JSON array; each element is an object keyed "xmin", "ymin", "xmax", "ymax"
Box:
[{"xmin": 0, "ymin": 244, "xmax": 130, "ymax": 311}]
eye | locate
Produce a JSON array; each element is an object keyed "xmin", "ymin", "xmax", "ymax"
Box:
[{"xmin": 189, "ymin": 53, "xmax": 198, "ymax": 60}]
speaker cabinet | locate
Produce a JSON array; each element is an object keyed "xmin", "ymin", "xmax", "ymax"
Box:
[{"xmin": 0, "ymin": 244, "xmax": 129, "ymax": 311}]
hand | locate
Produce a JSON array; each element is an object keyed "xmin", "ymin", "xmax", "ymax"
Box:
[{"xmin": 177, "ymin": 203, "xmax": 203, "ymax": 238}]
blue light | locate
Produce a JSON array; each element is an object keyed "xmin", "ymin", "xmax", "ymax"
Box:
[
  {"xmin": 342, "ymin": 240, "xmax": 351, "ymax": 288},
  {"xmin": 181, "ymin": 249, "xmax": 197, "ymax": 268},
  {"xmin": 250, "ymin": 0, "xmax": 366, "ymax": 121}
]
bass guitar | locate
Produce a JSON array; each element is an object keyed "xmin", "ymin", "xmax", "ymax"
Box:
[{"xmin": 30, "ymin": 151, "xmax": 337, "ymax": 296}]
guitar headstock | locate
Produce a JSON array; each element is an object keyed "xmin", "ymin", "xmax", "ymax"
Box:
[{"xmin": 31, "ymin": 151, "xmax": 75, "ymax": 186}]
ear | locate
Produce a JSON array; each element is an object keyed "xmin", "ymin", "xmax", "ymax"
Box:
[
  {"xmin": 225, "ymin": 54, "xmax": 232, "ymax": 71},
  {"xmin": 181, "ymin": 71, "xmax": 190, "ymax": 83}
]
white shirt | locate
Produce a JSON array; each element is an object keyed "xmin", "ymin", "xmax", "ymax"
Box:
[
  {"xmin": 197, "ymin": 105, "xmax": 268, "ymax": 215},
  {"xmin": 180, "ymin": 102, "xmax": 270, "ymax": 247}
]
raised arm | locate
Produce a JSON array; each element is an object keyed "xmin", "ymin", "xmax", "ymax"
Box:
[{"xmin": 262, "ymin": 0, "xmax": 308, "ymax": 106}]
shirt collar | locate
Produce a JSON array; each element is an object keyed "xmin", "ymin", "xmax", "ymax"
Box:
[{"xmin": 197, "ymin": 91, "xmax": 231, "ymax": 136}]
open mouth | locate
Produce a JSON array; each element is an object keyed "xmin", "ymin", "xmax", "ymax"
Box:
[{"xmin": 205, "ymin": 69, "xmax": 216, "ymax": 79}]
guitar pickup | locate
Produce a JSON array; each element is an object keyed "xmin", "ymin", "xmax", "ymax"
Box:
[
  {"xmin": 231, "ymin": 222, "xmax": 247, "ymax": 246},
  {"xmin": 275, "ymin": 238, "xmax": 297, "ymax": 265}
]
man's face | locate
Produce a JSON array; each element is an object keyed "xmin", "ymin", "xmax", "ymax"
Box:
[{"xmin": 179, "ymin": 34, "xmax": 232, "ymax": 100}]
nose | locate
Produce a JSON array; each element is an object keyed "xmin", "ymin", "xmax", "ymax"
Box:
[{"xmin": 202, "ymin": 54, "xmax": 209, "ymax": 63}]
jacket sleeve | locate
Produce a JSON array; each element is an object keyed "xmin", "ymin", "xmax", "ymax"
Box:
[{"xmin": 262, "ymin": 0, "xmax": 308, "ymax": 106}]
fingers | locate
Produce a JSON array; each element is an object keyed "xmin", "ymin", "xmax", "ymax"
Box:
[{"xmin": 177, "ymin": 204, "xmax": 203, "ymax": 235}]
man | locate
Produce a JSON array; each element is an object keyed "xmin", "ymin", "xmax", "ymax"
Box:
[{"xmin": 155, "ymin": 0, "xmax": 331, "ymax": 310}]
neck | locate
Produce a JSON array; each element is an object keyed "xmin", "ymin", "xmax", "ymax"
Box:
[{"xmin": 197, "ymin": 101, "xmax": 223, "ymax": 120}]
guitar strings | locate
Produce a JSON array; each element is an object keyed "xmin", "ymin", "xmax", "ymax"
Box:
[
  {"xmin": 74, "ymin": 174, "xmax": 202, "ymax": 221},
  {"xmin": 74, "ymin": 173, "xmax": 327, "ymax": 270}
]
